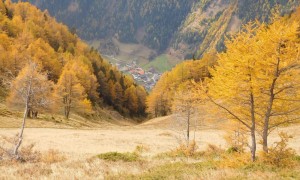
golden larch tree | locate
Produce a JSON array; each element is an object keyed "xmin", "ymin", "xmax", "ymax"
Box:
[
  {"xmin": 208, "ymin": 18, "xmax": 300, "ymax": 161},
  {"xmin": 253, "ymin": 19, "xmax": 300, "ymax": 152},
  {"xmin": 6, "ymin": 62, "xmax": 53, "ymax": 158},
  {"xmin": 54, "ymin": 67, "xmax": 92, "ymax": 119},
  {"xmin": 208, "ymin": 22, "xmax": 263, "ymax": 161},
  {"xmin": 172, "ymin": 81, "xmax": 201, "ymax": 147}
]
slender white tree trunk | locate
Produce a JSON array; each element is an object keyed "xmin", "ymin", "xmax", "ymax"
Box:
[
  {"xmin": 13, "ymin": 72, "xmax": 32, "ymax": 159},
  {"xmin": 13, "ymin": 102, "xmax": 29, "ymax": 159}
]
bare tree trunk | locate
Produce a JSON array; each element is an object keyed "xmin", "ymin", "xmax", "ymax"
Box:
[
  {"xmin": 262, "ymin": 45, "xmax": 281, "ymax": 153},
  {"xmin": 263, "ymin": 74, "xmax": 277, "ymax": 153},
  {"xmin": 32, "ymin": 111, "xmax": 38, "ymax": 119},
  {"xmin": 27, "ymin": 109, "xmax": 32, "ymax": 118},
  {"xmin": 65, "ymin": 106, "xmax": 68, "ymax": 119},
  {"xmin": 250, "ymin": 91, "xmax": 256, "ymax": 161},
  {"xmin": 65, "ymin": 105, "xmax": 70, "ymax": 119},
  {"xmin": 193, "ymin": 112, "xmax": 197, "ymax": 141},
  {"xmin": 262, "ymin": 119, "xmax": 269, "ymax": 153},
  {"xmin": 64, "ymin": 96, "xmax": 70, "ymax": 119},
  {"xmin": 250, "ymin": 126, "xmax": 256, "ymax": 162},
  {"xmin": 13, "ymin": 68, "xmax": 33, "ymax": 159},
  {"xmin": 14, "ymin": 57, "xmax": 18, "ymax": 77},
  {"xmin": 66, "ymin": 110, "xmax": 69, "ymax": 119},
  {"xmin": 13, "ymin": 98, "xmax": 29, "ymax": 159},
  {"xmin": 262, "ymin": 83, "xmax": 276, "ymax": 153},
  {"xmin": 187, "ymin": 109, "xmax": 190, "ymax": 147}
]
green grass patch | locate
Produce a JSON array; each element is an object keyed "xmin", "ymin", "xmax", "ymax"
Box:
[
  {"xmin": 241, "ymin": 162, "xmax": 275, "ymax": 172},
  {"xmin": 113, "ymin": 161, "xmax": 217, "ymax": 179},
  {"xmin": 293, "ymin": 155, "xmax": 300, "ymax": 162},
  {"xmin": 155, "ymin": 151, "xmax": 205, "ymax": 161},
  {"xmin": 111, "ymin": 159, "xmax": 300, "ymax": 179},
  {"xmin": 143, "ymin": 54, "xmax": 172, "ymax": 73},
  {"xmin": 97, "ymin": 152, "xmax": 139, "ymax": 162}
]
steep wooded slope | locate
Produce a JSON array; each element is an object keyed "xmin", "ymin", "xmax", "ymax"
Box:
[
  {"xmin": 19, "ymin": 0, "xmax": 299, "ymax": 63},
  {"xmin": 0, "ymin": 0, "xmax": 147, "ymax": 118}
]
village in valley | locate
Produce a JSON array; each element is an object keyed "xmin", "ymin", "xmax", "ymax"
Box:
[
  {"xmin": 117, "ymin": 60, "xmax": 161, "ymax": 91},
  {"xmin": 105, "ymin": 55, "xmax": 162, "ymax": 91}
]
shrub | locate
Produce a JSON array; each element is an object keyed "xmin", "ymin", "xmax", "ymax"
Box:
[
  {"xmin": 0, "ymin": 135, "xmax": 41, "ymax": 162},
  {"xmin": 18, "ymin": 143, "xmax": 41, "ymax": 163},
  {"xmin": 170, "ymin": 140, "xmax": 198, "ymax": 157},
  {"xmin": 260, "ymin": 132, "xmax": 297, "ymax": 168},
  {"xmin": 224, "ymin": 125, "xmax": 247, "ymax": 153},
  {"xmin": 40, "ymin": 149, "xmax": 66, "ymax": 164},
  {"xmin": 219, "ymin": 152, "xmax": 250, "ymax": 168},
  {"xmin": 226, "ymin": 146, "xmax": 240, "ymax": 154},
  {"xmin": 97, "ymin": 152, "xmax": 139, "ymax": 162},
  {"xmin": 205, "ymin": 144, "xmax": 224, "ymax": 157},
  {"xmin": 134, "ymin": 145, "xmax": 150, "ymax": 154}
]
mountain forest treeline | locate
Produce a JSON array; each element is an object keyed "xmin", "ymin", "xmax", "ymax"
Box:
[{"xmin": 0, "ymin": 0, "xmax": 147, "ymax": 118}]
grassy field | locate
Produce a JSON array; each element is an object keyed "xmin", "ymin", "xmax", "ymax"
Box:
[
  {"xmin": 89, "ymin": 38, "xmax": 152, "ymax": 66},
  {"xmin": 88, "ymin": 39, "xmax": 181, "ymax": 73},
  {"xmin": 0, "ymin": 100, "xmax": 300, "ymax": 179},
  {"xmin": 0, "ymin": 97, "xmax": 134, "ymax": 129},
  {"xmin": 143, "ymin": 54, "xmax": 174, "ymax": 73},
  {"xmin": 0, "ymin": 129, "xmax": 299, "ymax": 179}
]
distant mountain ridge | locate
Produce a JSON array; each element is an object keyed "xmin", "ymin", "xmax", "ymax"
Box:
[
  {"xmin": 171, "ymin": 0, "xmax": 299, "ymax": 59},
  {"xmin": 19, "ymin": 0, "xmax": 299, "ymax": 69}
]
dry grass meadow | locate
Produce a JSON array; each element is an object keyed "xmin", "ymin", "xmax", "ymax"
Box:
[{"xmin": 0, "ymin": 100, "xmax": 299, "ymax": 179}]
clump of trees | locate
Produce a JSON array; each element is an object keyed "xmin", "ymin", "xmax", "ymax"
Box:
[
  {"xmin": 208, "ymin": 17, "xmax": 300, "ymax": 161},
  {"xmin": 53, "ymin": 61, "xmax": 93, "ymax": 119},
  {"xmin": 146, "ymin": 52, "xmax": 216, "ymax": 117}
]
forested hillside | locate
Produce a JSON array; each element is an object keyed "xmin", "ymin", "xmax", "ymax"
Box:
[
  {"xmin": 146, "ymin": 52, "xmax": 217, "ymax": 117},
  {"xmin": 148, "ymin": 6, "xmax": 300, "ymax": 118},
  {"xmin": 171, "ymin": 0, "xmax": 299, "ymax": 59},
  {"xmin": 17, "ymin": 0, "xmax": 299, "ymax": 69},
  {"xmin": 147, "ymin": 7, "xmax": 300, "ymax": 163},
  {"xmin": 22, "ymin": 0, "xmax": 196, "ymax": 53},
  {"xmin": 0, "ymin": 0, "xmax": 147, "ymax": 118}
]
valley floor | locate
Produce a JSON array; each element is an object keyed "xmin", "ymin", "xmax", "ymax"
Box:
[
  {"xmin": 1, "ymin": 116, "xmax": 299, "ymax": 156},
  {"xmin": 0, "ymin": 115, "xmax": 299, "ymax": 179},
  {"xmin": 0, "ymin": 127, "xmax": 227, "ymax": 158}
]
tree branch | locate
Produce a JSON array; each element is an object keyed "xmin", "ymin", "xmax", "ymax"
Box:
[
  {"xmin": 270, "ymin": 107, "xmax": 300, "ymax": 116},
  {"xmin": 268, "ymin": 117, "xmax": 300, "ymax": 130},
  {"xmin": 208, "ymin": 96, "xmax": 251, "ymax": 129}
]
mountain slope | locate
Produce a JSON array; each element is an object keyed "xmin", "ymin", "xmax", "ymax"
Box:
[
  {"xmin": 22, "ymin": 0, "xmax": 196, "ymax": 52},
  {"xmin": 17, "ymin": 0, "xmax": 299, "ymax": 70},
  {"xmin": 148, "ymin": 6, "xmax": 300, "ymax": 119},
  {"xmin": 170, "ymin": 0, "xmax": 299, "ymax": 59},
  {"xmin": 0, "ymin": 0, "xmax": 147, "ymax": 118}
]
